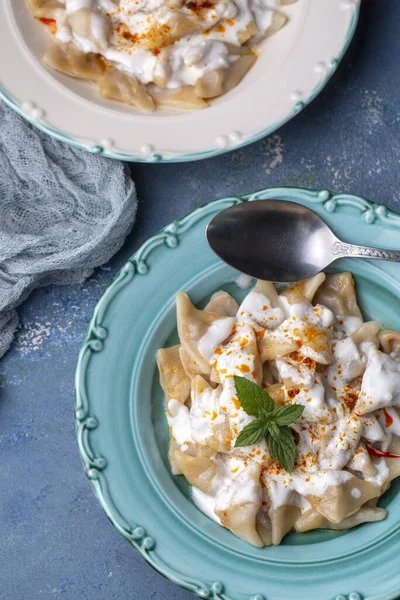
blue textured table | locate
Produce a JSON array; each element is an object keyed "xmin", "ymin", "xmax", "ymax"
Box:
[{"xmin": 1, "ymin": 1, "xmax": 400, "ymax": 598}]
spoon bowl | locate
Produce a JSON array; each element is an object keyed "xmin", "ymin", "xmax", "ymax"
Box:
[{"xmin": 206, "ymin": 200, "xmax": 400, "ymax": 282}]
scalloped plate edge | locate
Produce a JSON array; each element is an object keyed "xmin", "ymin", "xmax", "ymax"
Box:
[{"xmin": 75, "ymin": 186, "xmax": 400, "ymax": 600}]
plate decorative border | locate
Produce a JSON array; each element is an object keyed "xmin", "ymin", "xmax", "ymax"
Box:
[
  {"xmin": 1, "ymin": 2, "xmax": 360, "ymax": 163},
  {"xmin": 75, "ymin": 187, "xmax": 400, "ymax": 600}
]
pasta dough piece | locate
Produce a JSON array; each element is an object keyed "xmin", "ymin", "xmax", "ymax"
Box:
[
  {"xmin": 259, "ymin": 471, "xmax": 302, "ymax": 544},
  {"xmin": 169, "ymin": 439, "xmax": 183, "ymax": 475},
  {"xmin": 276, "ymin": 354, "xmax": 331, "ymax": 423},
  {"xmin": 137, "ymin": 9, "xmax": 224, "ymax": 50},
  {"xmin": 269, "ymin": 505, "xmax": 300, "ymax": 545},
  {"xmin": 256, "ymin": 503, "xmax": 300, "ymax": 546},
  {"xmin": 265, "ymin": 383, "xmax": 285, "ymax": 407},
  {"xmin": 215, "ymin": 462, "xmax": 263, "ymax": 547},
  {"xmin": 190, "ymin": 375, "xmax": 232, "ymax": 452},
  {"xmin": 355, "ymin": 345, "xmax": 400, "ymax": 415},
  {"xmin": 375, "ymin": 436, "xmax": 400, "ymax": 484},
  {"xmin": 379, "ymin": 331, "xmax": 400, "ymax": 354},
  {"xmin": 259, "ymin": 332, "xmax": 299, "ymax": 362},
  {"xmin": 204, "ymin": 291, "xmax": 239, "ymax": 317},
  {"xmin": 262, "ymin": 362, "xmax": 274, "ymax": 386},
  {"xmin": 149, "ymin": 85, "xmax": 208, "ymax": 110},
  {"xmin": 68, "ymin": 7, "xmax": 111, "ymax": 51},
  {"xmin": 313, "ymin": 272, "xmax": 362, "ymax": 318},
  {"xmin": 210, "ymin": 323, "xmax": 263, "ymax": 385},
  {"xmin": 223, "ymin": 56, "xmax": 257, "ymax": 94},
  {"xmin": 174, "ymin": 451, "xmax": 216, "ymax": 494},
  {"xmin": 306, "ymin": 476, "xmax": 380, "ymax": 523},
  {"xmin": 256, "ymin": 510, "xmax": 273, "ymax": 546},
  {"xmin": 43, "ymin": 42, "xmax": 106, "ymax": 82},
  {"xmin": 281, "ymin": 273, "xmax": 326, "ymax": 304},
  {"xmin": 195, "ymin": 70, "xmax": 224, "ymax": 99},
  {"xmin": 351, "ymin": 321, "xmax": 379, "ymax": 347},
  {"xmin": 317, "ymin": 412, "xmax": 362, "ymax": 470},
  {"xmin": 99, "ymin": 67, "xmax": 155, "ymax": 112},
  {"xmin": 178, "ymin": 346, "xmax": 203, "ymax": 380},
  {"xmin": 176, "ymin": 292, "xmax": 234, "ymax": 375},
  {"xmin": 237, "ymin": 20, "xmax": 258, "ymax": 44},
  {"xmin": 294, "ymin": 504, "xmax": 387, "ymax": 533},
  {"xmin": 157, "ymin": 345, "xmax": 191, "ymax": 403},
  {"xmin": 346, "ymin": 443, "xmax": 377, "ymax": 477},
  {"xmin": 27, "ymin": 0, "xmax": 63, "ymax": 17},
  {"xmin": 259, "ymin": 275, "xmax": 332, "ymax": 364},
  {"xmin": 238, "ymin": 279, "xmax": 285, "ymax": 329},
  {"xmin": 265, "ymin": 12, "xmax": 287, "ymax": 38},
  {"xmin": 262, "ymin": 319, "xmax": 331, "ymax": 371}
]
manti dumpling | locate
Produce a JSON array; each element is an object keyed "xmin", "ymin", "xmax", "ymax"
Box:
[{"xmin": 158, "ymin": 271, "xmax": 400, "ymax": 547}]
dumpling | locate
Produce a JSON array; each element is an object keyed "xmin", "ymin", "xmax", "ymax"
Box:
[
  {"xmin": 276, "ymin": 353, "xmax": 331, "ymax": 422},
  {"xmin": 43, "ymin": 42, "xmax": 106, "ymax": 82},
  {"xmin": 355, "ymin": 345, "xmax": 400, "ymax": 415},
  {"xmin": 99, "ymin": 67, "xmax": 155, "ymax": 112},
  {"xmin": 346, "ymin": 443, "xmax": 377, "ymax": 477},
  {"xmin": 237, "ymin": 280, "xmax": 285, "ymax": 329},
  {"xmin": 210, "ymin": 323, "xmax": 263, "ymax": 385},
  {"xmin": 190, "ymin": 375, "xmax": 232, "ymax": 452},
  {"xmin": 259, "ymin": 275, "xmax": 333, "ymax": 364},
  {"xmin": 174, "ymin": 451, "xmax": 216, "ymax": 494},
  {"xmin": 379, "ymin": 331, "xmax": 400, "ymax": 354},
  {"xmin": 306, "ymin": 475, "xmax": 380, "ymax": 523},
  {"xmin": 204, "ymin": 290, "xmax": 239, "ymax": 317},
  {"xmin": 214, "ymin": 461, "xmax": 263, "ymax": 547},
  {"xmin": 294, "ymin": 504, "xmax": 387, "ymax": 532},
  {"xmin": 314, "ymin": 272, "xmax": 362, "ymax": 319},
  {"xmin": 177, "ymin": 292, "xmax": 235, "ymax": 375},
  {"xmin": 281, "ymin": 273, "xmax": 326, "ymax": 304},
  {"xmin": 157, "ymin": 345, "xmax": 191, "ymax": 403},
  {"xmin": 68, "ymin": 7, "xmax": 111, "ymax": 51}
]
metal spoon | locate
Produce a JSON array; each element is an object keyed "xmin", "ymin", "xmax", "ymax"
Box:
[{"xmin": 206, "ymin": 200, "xmax": 400, "ymax": 282}]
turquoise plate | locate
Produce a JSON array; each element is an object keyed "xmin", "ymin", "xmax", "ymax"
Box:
[{"xmin": 75, "ymin": 187, "xmax": 400, "ymax": 600}]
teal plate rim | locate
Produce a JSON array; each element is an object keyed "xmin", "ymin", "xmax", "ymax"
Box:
[
  {"xmin": 0, "ymin": 6, "xmax": 360, "ymax": 163},
  {"xmin": 75, "ymin": 187, "xmax": 400, "ymax": 600}
]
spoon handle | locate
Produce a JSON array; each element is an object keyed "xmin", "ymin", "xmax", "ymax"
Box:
[{"xmin": 332, "ymin": 241, "xmax": 400, "ymax": 262}]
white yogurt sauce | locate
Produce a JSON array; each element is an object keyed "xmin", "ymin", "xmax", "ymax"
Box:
[
  {"xmin": 276, "ymin": 359, "xmax": 330, "ymax": 422},
  {"xmin": 238, "ymin": 290, "xmax": 285, "ymax": 329},
  {"xmin": 198, "ymin": 316, "xmax": 235, "ymax": 360},
  {"xmin": 52, "ymin": 0, "xmax": 278, "ymax": 88},
  {"xmin": 364, "ymin": 458, "xmax": 390, "ymax": 488},
  {"xmin": 191, "ymin": 486, "xmax": 222, "ymax": 523},
  {"xmin": 189, "ymin": 385, "xmax": 225, "ymax": 445},
  {"xmin": 167, "ymin": 399, "xmax": 192, "ymax": 447},
  {"xmin": 191, "ymin": 454, "xmax": 261, "ymax": 522},
  {"xmin": 163, "ymin": 278, "xmax": 400, "ymax": 540},
  {"xmin": 234, "ymin": 274, "xmax": 253, "ymax": 289},
  {"xmin": 334, "ymin": 315, "xmax": 364, "ymax": 338},
  {"xmin": 356, "ymin": 347, "xmax": 400, "ymax": 414}
]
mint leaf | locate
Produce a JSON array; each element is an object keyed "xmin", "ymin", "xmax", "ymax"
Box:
[
  {"xmin": 271, "ymin": 404, "xmax": 305, "ymax": 427},
  {"xmin": 234, "ymin": 376, "xmax": 275, "ymax": 416},
  {"xmin": 265, "ymin": 420, "xmax": 280, "ymax": 438},
  {"xmin": 233, "ymin": 379, "xmax": 303, "ymax": 472},
  {"xmin": 266, "ymin": 426, "xmax": 297, "ymax": 473},
  {"xmin": 234, "ymin": 419, "xmax": 265, "ymax": 447}
]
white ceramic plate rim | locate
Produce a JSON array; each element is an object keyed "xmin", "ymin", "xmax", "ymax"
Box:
[{"xmin": 0, "ymin": 0, "xmax": 360, "ymax": 162}]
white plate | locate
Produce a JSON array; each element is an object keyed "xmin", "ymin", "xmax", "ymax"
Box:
[{"xmin": 0, "ymin": 0, "xmax": 360, "ymax": 163}]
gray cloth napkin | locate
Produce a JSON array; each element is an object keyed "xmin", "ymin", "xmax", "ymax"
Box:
[{"xmin": 0, "ymin": 101, "xmax": 137, "ymax": 357}]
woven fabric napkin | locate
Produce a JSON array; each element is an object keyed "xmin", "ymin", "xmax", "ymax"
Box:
[{"xmin": 0, "ymin": 101, "xmax": 137, "ymax": 357}]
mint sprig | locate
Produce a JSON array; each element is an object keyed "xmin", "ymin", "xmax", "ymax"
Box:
[{"xmin": 233, "ymin": 376, "xmax": 304, "ymax": 473}]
